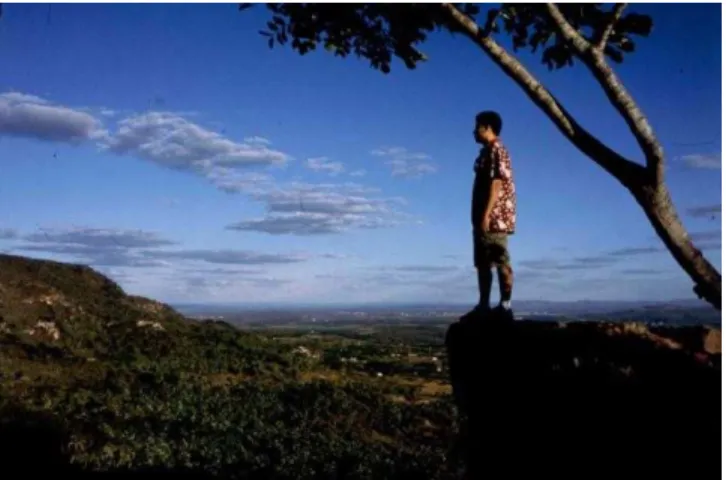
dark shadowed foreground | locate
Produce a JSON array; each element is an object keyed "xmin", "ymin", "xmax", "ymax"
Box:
[{"xmin": 446, "ymin": 311, "xmax": 721, "ymax": 479}]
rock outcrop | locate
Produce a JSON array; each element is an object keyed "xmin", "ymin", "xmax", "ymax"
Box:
[{"xmin": 446, "ymin": 310, "xmax": 721, "ymax": 479}]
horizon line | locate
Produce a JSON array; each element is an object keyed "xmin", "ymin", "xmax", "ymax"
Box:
[{"xmin": 169, "ymin": 298, "xmax": 709, "ymax": 309}]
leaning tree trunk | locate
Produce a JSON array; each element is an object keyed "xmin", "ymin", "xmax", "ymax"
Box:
[{"xmin": 631, "ymin": 182, "xmax": 722, "ymax": 311}]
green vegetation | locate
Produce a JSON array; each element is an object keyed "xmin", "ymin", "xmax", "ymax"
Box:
[
  {"xmin": 0, "ymin": 254, "xmax": 460, "ymax": 479},
  {"xmin": 1, "ymin": 320, "xmax": 460, "ymax": 478}
]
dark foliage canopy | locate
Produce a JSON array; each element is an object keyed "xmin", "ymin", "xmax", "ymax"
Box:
[{"xmin": 241, "ymin": 3, "xmax": 653, "ymax": 73}]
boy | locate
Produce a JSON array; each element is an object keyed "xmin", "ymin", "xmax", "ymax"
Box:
[{"xmin": 469, "ymin": 111, "xmax": 516, "ymax": 319}]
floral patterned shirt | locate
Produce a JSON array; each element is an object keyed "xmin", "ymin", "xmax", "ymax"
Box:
[{"xmin": 471, "ymin": 139, "xmax": 516, "ymax": 234}]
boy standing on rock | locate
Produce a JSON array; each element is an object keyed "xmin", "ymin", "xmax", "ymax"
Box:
[{"xmin": 468, "ymin": 111, "xmax": 516, "ymax": 320}]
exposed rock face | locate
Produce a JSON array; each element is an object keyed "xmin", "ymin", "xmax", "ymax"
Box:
[
  {"xmin": 446, "ymin": 311, "xmax": 721, "ymax": 479},
  {"xmin": 26, "ymin": 321, "xmax": 61, "ymax": 341},
  {"xmin": 0, "ymin": 253, "xmax": 185, "ymax": 355},
  {"xmin": 136, "ymin": 320, "xmax": 165, "ymax": 331}
]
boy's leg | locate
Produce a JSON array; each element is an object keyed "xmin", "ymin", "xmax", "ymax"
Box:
[
  {"xmin": 497, "ymin": 263, "xmax": 513, "ymax": 308},
  {"xmin": 477, "ymin": 268, "xmax": 493, "ymax": 309},
  {"xmin": 473, "ymin": 232, "xmax": 493, "ymax": 310},
  {"xmin": 488, "ymin": 234, "xmax": 514, "ymax": 310}
]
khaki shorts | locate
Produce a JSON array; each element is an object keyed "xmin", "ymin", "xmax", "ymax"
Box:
[{"xmin": 473, "ymin": 231, "xmax": 510, "ymax": 268}]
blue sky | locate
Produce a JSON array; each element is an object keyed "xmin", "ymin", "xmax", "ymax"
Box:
[{"xmin": 0, "ymin": 3, "xmax": 721, "ymax": 306}]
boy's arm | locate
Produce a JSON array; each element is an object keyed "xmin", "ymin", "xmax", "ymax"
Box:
[
  {"xmin": 482, "ymin": 180, "xmax": 502, "ymax": 231},
  {"xmin": 482, "ymin": 143, "xmax": 510, "ymax": 231}
]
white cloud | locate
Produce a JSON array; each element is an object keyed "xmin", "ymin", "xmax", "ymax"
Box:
[
  {"xmin": 0, "ymin": 91, "xmax": 418, "ymax": 238},
  {"xmin": 89, "ymin": 251, "xmax": 171, "ymax": 268},
  {"xmin": 178, "ymin": 266, "xmax": 266, "ymax": 276},
  {"xmin": 389, "ymin": 160, "xmax": 437, "ymax": 177},
  {"xmin": 0, "ymin": 91, "xmax": 105, "ymax": 143},
  {"xmin": 17, "ymin": 244, "xmax": 171, "ymax": 268},
  {"xmin": 371, "ymin": 146, "xmax": 437, "ymax": 178},
  {"xmin": 305, "ymin": 156, "xmax": 345, "ymax": 176},
  {"xmin": 204, "ymin": 168, "xmax": 275, "ymax": 195},
  {"xmin": 103, "ymin": 112, "xmax": 289, "ymax": 171},
  {"xmin": 15, "ymin": 226, "xmax": 176, "ymax": 268},
  {"xmin": 349, "ymin": 169, "xmax": 366, "ymax": 177},
  {"xmin": 244, "ymin": 136, "xmax": 271, "ymax": 145},
  {"xmin": 0, "ymin": 228, "xmax": 17, "ymax": 240},
  {"xmin": 681, "ymin": 153, "xmax": 721, "ymax": 170},
  {"xmin": 226, "ymin": 181, "xmax": 412, "ymax": 235},
  {"xmin": 141, "ymin": 248, "xmax": 308, "ymax": 265},
  {"xmin": 23, "ymin": 227, "xmax": 176, "ymax": 249},
  {"xmin": 0, "ymin": 92, "xmax": 49, "ymax": 104},
  {"xmin": 371, "ymin": 147, "xmax": 406, "ymax": 157},
  {"xmin": 11, "ymin": 225, "xmax": 316, "ymax": 274},
  {"xmin": 262, "ymin": 185, "xmax": 390, "ymax": 216},
  {"xmin": 227, "ymin": 211, "xmax": 402, "ymax": 235}
]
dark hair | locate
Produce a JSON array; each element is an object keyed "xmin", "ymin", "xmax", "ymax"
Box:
[{"xmin": 475, "ymin": 111, "xmax": 502, "ymax": 136}]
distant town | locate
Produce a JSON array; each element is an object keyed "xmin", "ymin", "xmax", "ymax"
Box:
[{"xmin": 175, "ymin": 299, "xmax": 722, "ymax": 328}]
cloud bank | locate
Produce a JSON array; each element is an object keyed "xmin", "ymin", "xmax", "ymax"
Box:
[
  {"xmin": 0, "ymin": 92, "xmax": 105, "ymax": 143},
  {"xmin": 104, "ymin": 112, "xmax": 288, "ymax": 170},
  {"xmin": 10, "ymin": 226, "xmax": 310, "ymax": 269},
  {"xmin": 2, "ymin": 91, "xmax": 416, "ymax": 237},
  {"xmin": 227, "ymin": 182, "xmax": 415, "ymax": 235}
]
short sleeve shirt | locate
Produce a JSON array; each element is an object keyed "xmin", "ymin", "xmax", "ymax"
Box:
[{"xmin": 472, "ymin": 139, "xmax": 516, "ymax": 234}]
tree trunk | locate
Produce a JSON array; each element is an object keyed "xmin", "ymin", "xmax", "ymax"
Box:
[{"xmin": 631, "ymin": 182, "xmax": 722, "ymax": 310}]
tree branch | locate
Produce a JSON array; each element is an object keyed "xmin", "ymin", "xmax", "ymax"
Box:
[
  {"xmin": 440, "ymin": 3, "xmax": 645, "ymax": 187},
  {"xmin": 595, "ymin": 3, "xmax": 627, "ymax": 51},
  {"xmin": 542, "ymin": 3, "xmax": 593, "ymax": 54},
  {"xmin": 545, "ymin": 3, "xmax": 665, "ymax": 186}
]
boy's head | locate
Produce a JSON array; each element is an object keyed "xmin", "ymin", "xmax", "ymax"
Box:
[{"xmin": 474, "ymin": 111, "xmax": 502, "ymax": 145}]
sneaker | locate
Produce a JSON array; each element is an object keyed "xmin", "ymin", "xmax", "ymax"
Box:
[
  {"xmin": 492, "ymin": 304, "xmax": 515, "ymax": 322},
  {"xmin": 460, "ymin": 304, "xmax": 490, "ymax": 322}
]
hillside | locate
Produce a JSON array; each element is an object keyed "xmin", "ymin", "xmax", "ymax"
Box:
[
  {"xmin": 0, "ymin": 253, "xmax": 721, "ymax": 479},
  {"xmin": 0, "ymin": 253, "xmax": 185, "ymax": 355}
]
